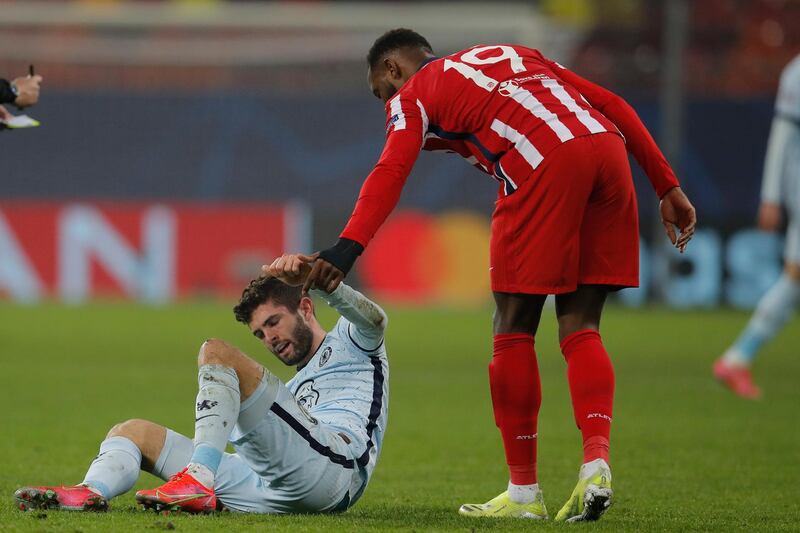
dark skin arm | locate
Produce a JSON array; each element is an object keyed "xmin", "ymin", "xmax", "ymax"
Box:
[
  {"xmin": 660, "ymin": 187, "xmax": 696, "ymax": 252},
  {"xmin": 302, "ymin": 258, "xmax": 344, "ymax": 294}
]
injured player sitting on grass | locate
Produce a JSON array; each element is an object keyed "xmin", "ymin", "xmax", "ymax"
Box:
[{"xmin": 14, "ymin": 253, "xmax": 389, "ymax": 514}]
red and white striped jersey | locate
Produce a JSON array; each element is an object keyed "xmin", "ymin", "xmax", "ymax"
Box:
[
  {"xmin": 390, "ymin": 44, "xmax": 620, "ymax": 196},
  {"xmin": 341, "ymin": 44, "xmax": 680, "ymax": 248}
]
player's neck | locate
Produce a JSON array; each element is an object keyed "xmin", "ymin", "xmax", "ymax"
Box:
[
  {"xmin": 296, "ymin": 323, "xmax": 328, "ymax": 370},
  {"xmin": 408, "ymin": 51, "xmax": 436, "ymax": 75}
]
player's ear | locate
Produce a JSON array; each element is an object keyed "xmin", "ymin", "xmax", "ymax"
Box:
[
  {"xmin": 299, "ymin": 295, "xmax": 315, "ymax": 319},
  {"xmin": 383, "ymin": 56, "xmax": 402, "ymax": 80}
]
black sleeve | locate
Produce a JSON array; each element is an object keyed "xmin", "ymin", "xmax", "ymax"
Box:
[
  {"xmin": 318, "ymin": 238, "xmax": 364, "ymax": 276},
  {"xmin": 0, "ymin": 79, "xmax": 16, "ymax": 104}
]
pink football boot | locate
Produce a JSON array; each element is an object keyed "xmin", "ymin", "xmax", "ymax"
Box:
[
  {"xmin": 135, "ymin": 468, "xmax": 217, "ymax": 514},
  {"xmin": 14, "ymin": 485, "xmax": 108, "ymax": 512},
  {"xmin": 713, "ymin": 358, "xmax": 762, "ymax": 399}
]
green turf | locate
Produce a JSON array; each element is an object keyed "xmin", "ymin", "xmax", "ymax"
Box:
[{"xmin": 1, "ymin": 300, "xmax": 798, "ymax": 532}]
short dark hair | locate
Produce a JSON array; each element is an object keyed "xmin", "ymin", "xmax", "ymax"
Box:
[
  {"xmin": 367, "ymin": 28, "xmax": 433, "ymax": 69},
  {"xmin": 233, "ymin": 276, "xmax": 303, "ymax": 324}
]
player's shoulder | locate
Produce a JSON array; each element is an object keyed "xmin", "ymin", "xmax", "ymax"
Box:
[
  {"xmin": 393, "ymin": 57, "xmax": 444, "ymax": 100},
  {"xmin": 452, "ymin": 43, "xmax": 546, "ymax": 61},
  {"xmin": 331, "ymin": 316, "xmax": 386, "ymax": 356},
  {"xmin": 780, "ymin": 54, "xmax": 800, "ymax": 85}
]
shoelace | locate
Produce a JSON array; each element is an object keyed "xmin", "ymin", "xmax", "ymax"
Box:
[{"xmin": 167, "ymin": 467, "xmax": 189, "ymax": 484}]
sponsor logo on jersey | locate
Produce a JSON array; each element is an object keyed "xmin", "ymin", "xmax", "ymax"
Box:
[
  {"xmin": 319, "ymin": 346, "xmax": 332, "ymax": 367},
  {"xmin": 498, "ymin": 79, "xmax": 520, "ymax": 97}
]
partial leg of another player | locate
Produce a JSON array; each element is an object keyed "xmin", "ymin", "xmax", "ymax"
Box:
[
  {"xmin": 459, "ymin": 292, "xmax": 549, "ymax": 519},
  {"xmin": 135, "ymin": 338, "xmax": 264, "ymax": 513},
  {"xmin": 554, "ymin": 285, "xmax": 614, "ymax": 522},
  {"xmin": 715, "ymin": 261, "xmax": 800, "ymax": 399},
  {"xmin": 14, "ymin": 419, "xmax": 180, "ymax": 512}
]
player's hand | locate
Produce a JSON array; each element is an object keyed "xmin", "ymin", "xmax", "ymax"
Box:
[
  {"xmin": 659, "ymin": 187, "xmax": 696, "ymax": 253},
  {"xmin": 262, "ymin": 253, "xmax": 319, "ymax": 287},
  {"xmin": 11, "ymin": 75, "xmax": 42, "ymax": 108},
  {"xmin": 757, "ymin": 202, "xmax": 782, "ymax": 232},
  {"xmin": 302, "ymin": 258, "xmax": 345, "ymax": 295},
  {"xmin": 0, "ymin": 105, "xmax": 12, "ymax": 122}
]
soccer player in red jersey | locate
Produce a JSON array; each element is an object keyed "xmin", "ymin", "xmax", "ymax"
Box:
[{"xmin": 303, "ymin": 29, "xmax": 696, "ymax": 521}]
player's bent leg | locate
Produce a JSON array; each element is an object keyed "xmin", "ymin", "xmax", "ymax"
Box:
[
  {"xmin": 136, "ymin": 339, "xmax": 261, "ymax": 514},
  {"xmin": 197, "ymin": 338, "xmax": 266, "ymax": 401},
  {"xmin": 15, "ymin": 419, "xmax": 168, "ymax": 512},
  {"xmin": 554, "ymin": 285, "xmax": 614, "ymax": 522},
  {"xmin": 225, "ymin": 368, "xmax": 359, "ymax": 514}
]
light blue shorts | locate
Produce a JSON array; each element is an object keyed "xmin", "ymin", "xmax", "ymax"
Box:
[{"xmin": 153, "ymin": 370, "xmax": 365, "ymax": 514}]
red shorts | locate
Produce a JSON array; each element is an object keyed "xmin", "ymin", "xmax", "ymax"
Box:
[{"xmin": 490, "ymin": 133, "xmax": 639, "ymax": 294}]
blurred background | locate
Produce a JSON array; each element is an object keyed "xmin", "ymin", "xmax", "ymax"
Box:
[{"xmin": 1, "ymin": 0, "xmax": 798, "ymax": 308}]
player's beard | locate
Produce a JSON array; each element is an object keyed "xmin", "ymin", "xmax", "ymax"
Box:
[{"xmin": 282, "ymin": 315, "xmax": 315, "ymax": 367}]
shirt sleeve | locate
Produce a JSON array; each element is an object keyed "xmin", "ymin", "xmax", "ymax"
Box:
[
  {"xmin": 543, "ymin": 58, "xmax": 681, "ymax": 198},
  {"xmin": 760, "ymin": 115, "xmax": 798, "ymax": 204},
  {"xmin": 775, "ymin": 58, "xmax": 800, "ymax": 122},
  {"xmin": 311, "ymin": 282, "xmax": 388, "ymax": 352},
  {"xmin": 339, "ymin": 93, "xmax": 426, "ymax": 247}
]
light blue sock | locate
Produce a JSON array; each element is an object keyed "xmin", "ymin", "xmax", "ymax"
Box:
[
  {"xmin": 82, "ymin": 436, "xmax": 142, "ymax": 499},
  {"xmin": 731, "ymin": 274, "xmax": 800, "ymax": 364},
  {"xmin": 189, "ymin": 365, "xmax": 240, "ymax": 475},
  {"xmin": 190, "ymin": 444, "xmax": 223, "ymax": 474}
]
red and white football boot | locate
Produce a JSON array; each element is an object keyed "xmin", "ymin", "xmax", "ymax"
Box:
[
  {"xmin": 14, "ymin": 485, "xmax": 108, "ymax": 512},
  {"xmin": 135, "ymin": 468, "xmax": 217, "ymax": 514}
]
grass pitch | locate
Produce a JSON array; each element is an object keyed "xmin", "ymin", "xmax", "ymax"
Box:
[{"xmin": 1, "ymin": 300, "xmax": 799, "ymax": 532}]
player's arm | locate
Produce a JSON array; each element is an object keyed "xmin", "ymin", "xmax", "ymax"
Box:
[
  {"xmin": 758, "ymin": 115, "xmax": 797, "ymax": 231},
  {"xmin": 312, "ymin": 283, "xmax": 388, "ymax": 350},
  {"xmin": 543, "ymin": 60, "xmax": 678, "ymax": 196},
  {"xmin": 542, "ymin": 56, "xmax": 696, "ymax": 250},
  {"xmin": 759, "ymin": 60, "xmax": 800, "ymax": 232},
  {"xmin": 264, "ymin": 253, "xmax": 388, "ymax": 349},
  {"xmin": 304, "ymin": 95, "xmax": 425, "ymax": 292}
]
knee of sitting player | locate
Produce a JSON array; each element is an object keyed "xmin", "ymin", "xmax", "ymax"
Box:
[
  {"xmin": 197, "ymin": 337, "xmax": 236, "ymax": 367},
  {"xmin": 107, "ymin": 418, "xmax": 154, "ymax": 443}
]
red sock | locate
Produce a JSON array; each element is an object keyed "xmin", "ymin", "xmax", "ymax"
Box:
[
  {"xmin": 560, "ymin": 329, "xmax": 614, "ymax": 464},
  {"xmin": 489, "ymin": 333, "xmax": 541, "ymax": 485}
]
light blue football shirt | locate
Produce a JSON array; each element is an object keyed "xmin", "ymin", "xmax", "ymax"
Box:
[{"xmin": 285, "ymin": 285, "xmax": 389, "ymax": 496}]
